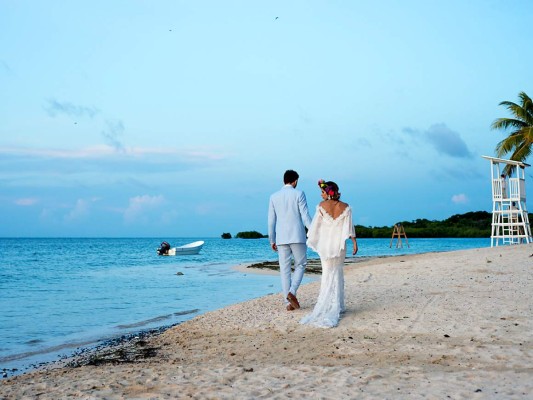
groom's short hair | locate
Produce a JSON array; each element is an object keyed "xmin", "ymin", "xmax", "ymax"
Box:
[{"xmin": 284, "ymin": 170, "xmax": 299, "ymax": 184}]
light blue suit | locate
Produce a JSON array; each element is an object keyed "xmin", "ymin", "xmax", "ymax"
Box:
[{"xmin": 268, "ymin": 184, "xmax": 313, "ymax": 304}]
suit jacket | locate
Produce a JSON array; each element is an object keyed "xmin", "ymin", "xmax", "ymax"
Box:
[{"xmin": 268, "ymin": 184, "xmax": 312, "ymax": 245}]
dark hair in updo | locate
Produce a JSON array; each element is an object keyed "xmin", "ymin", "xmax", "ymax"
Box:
[{"xmin": 318, "ymin": 179, "xmax": 341, "ymax": 200}]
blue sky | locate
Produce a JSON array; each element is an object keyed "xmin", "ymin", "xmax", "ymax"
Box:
[{"xmin": 1, "ymin": 0, "xmax": 532, "ymax": 237}]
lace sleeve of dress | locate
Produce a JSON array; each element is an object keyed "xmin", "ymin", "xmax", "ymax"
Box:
[
  {"xmin": 341, "ymin": 207, "xmax": 355, "ymax": 240},
  {"xmin": 345, "ymin": 207, "xmax": 355, "ymax": 239},
  {"xmin": 306, "ymin": 206, "xmax": 323, "ymax": 252}
]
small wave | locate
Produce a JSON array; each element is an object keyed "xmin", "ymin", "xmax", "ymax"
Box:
[
  {"xmin": 116, "ymin": 315, "xmax": 173, "ymax": 329},
  {"xmin": 173, "ymin": 309, "xmax": 199, "ymax": 317},
  {"xmin": 115, "ymin": 309, "xmax": 199, "ymax": 329},
  {"xmin": 0, "ymin": 339, "xmax": 97, "ymax": 363},
  {"xmin": 25, "ymin": 339, "xmax": 44, "ymax": 346}
]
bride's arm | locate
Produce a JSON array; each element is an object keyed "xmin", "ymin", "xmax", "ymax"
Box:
[{"xmin": 351, "ymin": 235, "xmax": 358, "ymax": 255}]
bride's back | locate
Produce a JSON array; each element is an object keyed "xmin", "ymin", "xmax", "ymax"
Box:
[{"xmin": 319, "ymin": 200, "xmax": 349, "ymax": 220}]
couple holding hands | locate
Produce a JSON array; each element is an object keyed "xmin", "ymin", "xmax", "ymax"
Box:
[{"xmin": 268, "ymin": 169, "xmax": 358, "ymax": 328}]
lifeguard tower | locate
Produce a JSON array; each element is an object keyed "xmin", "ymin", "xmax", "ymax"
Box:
[
  {"xmin": 482, "ymin": 156, "xmax": 532, "ymax": 246},
  {"xmin": 390, "ymin": 223, "xmax": 409, "ymax": 248}
]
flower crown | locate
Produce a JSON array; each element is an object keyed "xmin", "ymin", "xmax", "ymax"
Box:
[{"xmin": 318, "ymin": 179, "xmax": 340, "ymax": 200}]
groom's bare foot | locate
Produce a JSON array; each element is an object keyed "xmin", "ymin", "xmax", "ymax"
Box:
[
  {"xmin": 287, "ymin": 292, "xmax": 300, "ymax": 309},
  {"xmin": 286, "ymin": 304, "xmax": 295, "ymax": 311}
]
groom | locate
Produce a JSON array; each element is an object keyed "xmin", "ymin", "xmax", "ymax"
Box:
[{"xmin": 268, "ymin": 170, "xmax": 313, "ymax": 311}]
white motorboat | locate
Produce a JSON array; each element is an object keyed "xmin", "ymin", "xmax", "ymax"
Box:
[{"xmin": 157, "ymin": 240, "xmax": 204, "ymax": 256}]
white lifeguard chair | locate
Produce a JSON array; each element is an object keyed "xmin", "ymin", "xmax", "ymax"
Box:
[{"xmin": 482, "ymin": 156, "xmax": 532, "ymax": 246}]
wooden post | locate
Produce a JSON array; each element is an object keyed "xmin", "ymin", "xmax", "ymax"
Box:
[{"xmin": 390, "ymin": 223, "xmax": 409, "ymax": 248}]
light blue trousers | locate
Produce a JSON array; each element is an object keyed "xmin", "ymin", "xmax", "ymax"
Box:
[{"xmin": 277, "ymin": 243, "xmax": 307, "ymax": 304}]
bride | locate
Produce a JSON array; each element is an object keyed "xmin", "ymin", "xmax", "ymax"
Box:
[{"xmin": 300, "ymin": 179, "xmax": 358, "ymax": 328}]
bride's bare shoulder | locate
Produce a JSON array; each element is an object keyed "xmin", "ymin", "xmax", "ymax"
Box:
[{"xmin": 338, "ymin": 201, "xmax": 349, "ymax": 209}]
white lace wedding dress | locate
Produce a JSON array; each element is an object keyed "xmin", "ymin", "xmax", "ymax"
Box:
[{"xmin": 300, "ymin": 205, "xmax": 355, "ymax": 328}]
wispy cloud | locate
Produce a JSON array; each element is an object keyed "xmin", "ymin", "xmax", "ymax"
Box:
[
  {"xmin": 64, "ymin": 199, "xmax": 90, "ymax": 222},
  {"xmin": 14, "ymin": 197, "xmax": 39, "ymax": 206},
  {"xmin": 44, "ymin": 99, "xmax": 99, "ymax": 119},
  {"xmin": 0, "ymin": 145, "xmax": 228, "ymax": 189},
  {"xmin": 402, "ymin": 123, "xmax": 472, "ymax": 159},
  {"xmin": 62, "ymin": 197, "xmax": 101, "ymax": 222},
  {"xmin": 45, "ymin": 99, "xmax": 127, "ymax": 150},
  {"xmin": 426, "ymin": 124, "xmax": 472, "ymax": 159},
  {"xmin": 0, "ymin": 59, "xmax": 14, "ymax": 76},
  {"xmin": 0, "ymin": 145, "xmax": 227, "ymax": 161},
  {"xmin": 124, "ymin": 194, "xmax": 165, "ymax": 223},
  {"xmin": 102, "ymin": 119, "xmax": 125, "ymax": 151},
  {"xmin": 0, "ymin": 145, "xmax": 117, "ymax": 159},
  {"xmin": 451, "ymin": 193, "xmax": 469, "ymax": 204}
]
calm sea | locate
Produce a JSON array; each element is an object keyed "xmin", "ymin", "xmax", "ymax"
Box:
[{"xmin": 0, "ymin": 237, "xmax": 489, "ymax": 376}]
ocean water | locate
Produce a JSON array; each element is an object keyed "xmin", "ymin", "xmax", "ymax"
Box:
[{"xmin": 0, "ymin": 237, "xmax": 489, "ymax": 375}]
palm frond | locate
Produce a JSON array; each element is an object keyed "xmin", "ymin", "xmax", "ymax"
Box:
[
  {"xmin": 518, "ymin": 92, "xmax": 533, "ymax": 123},
  {"xmin": 523, "ymin": 126, "xmax": 533, "ymax": 142},
  {"xmin": 503, "ymin": 164, "xmax": 515, "ymax": 176},
  {"xmin": 518, "ymin": 91, "xmax": 533, "ymax": 106},
  {"xmin": 491, "ymin": 117, "xmax": 525, "ymax": 131},
  {"xmin": 506, "ymin": 103, "xmax": 529, "ymax": 122},
  {"xmin": 495, "ymin": 134, "xmax": 523, "ymax": 157},
  {"xmin": 492, "ymin": 91, "xmax": 533, "ymax": 166}
]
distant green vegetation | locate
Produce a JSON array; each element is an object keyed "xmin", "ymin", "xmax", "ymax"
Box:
[
  {"xmin": 355, "ymin": 211, "xmax": 532, "ymax": 238},
  {"xmin": 235, "ymin": 231, "xmax": 267, "ymax": 239},
  {"xmin": 225, "ymin": 210, "xmax": 533, "ymax": 239}
]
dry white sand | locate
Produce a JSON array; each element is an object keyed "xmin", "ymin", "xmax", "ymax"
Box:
[{"xmin": 1, "ymin": 244, "xmax": 532, "ymax": 399}]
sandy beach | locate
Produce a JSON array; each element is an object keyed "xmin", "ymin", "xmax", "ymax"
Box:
[{"xmin": 1, "ymin": 244, "xmax": 532, "ymax": 399}]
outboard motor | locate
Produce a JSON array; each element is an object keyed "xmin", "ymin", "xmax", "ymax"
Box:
[{"xmin": 157, "ymin": 241, "xmax": 171, "ymax": 255}]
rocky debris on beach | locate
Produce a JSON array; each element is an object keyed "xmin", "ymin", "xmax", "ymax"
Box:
[
  {"xmin": 246, "ymin": 256, "xmax": 376, "ymax": 274},
  {"xmin": 2, "ymin": 369, "xmax": 17, "ymax": 378},
  {"xmin": 72, "ymin": 339, "xmax": 159, "ymax": 367},
  {"xmin": 246, "ymin": 259, "xmax": 323, "ymax": 273},
  {"xmin": 44, "ymin": 325, "xmax": 178, "ymax": 371},
  {"xmin": 66, "ymin": 328, "xmax": 172, "ymax": 368}
]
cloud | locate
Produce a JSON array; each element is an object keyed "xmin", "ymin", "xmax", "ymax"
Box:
[
  {"xmin": 356, "ymin": 137, "xmax": 372, "ymax": 148},
  {"xmin": 123, "ymin": 194, "xmax": 165, "ymax": 223},
  {"xmin": 0, "ymin": 145, "xmax": 117, "ymax": 159},
  {"xmin": 15, "ymin": 197, "xmax": 39, "ymax": 206},
  {"xmin": 63, "ymin": 198, "xmax": 101, "ymax": 222},
  {"xmin": 402, "ymin": 127, "xmax": 418, "ymax": 136},
  {"xmin": 0, "ymin": 145, "xmax": 226, "ymax": 161},
  {"xmin": 44, "ymin": 99, "xmax": 99, "ymax": 118},
  {"xmin": 0, "ymin": 60, "xmax": 14, "ymax": 76},
  {"xmin": 402, "ymin": 123, "xmax": 472, "ymax": 159},
  {"xmin": 451, "ymin": 193, "xmax": 468, "ymax": 204},
  {"xmin": 64, "ymin": 199, "xmax": 90, "ymax": 222},
  {"xmin": 425, "ymin": 124, "xmax": 473, "ymax": 158},
  {"xmin": 0, "ymin": 145, "xmax": 228, "ymax": 189},
  {"xmin": 102, "ymin": 119, "xmax": 125, "ymax": 151},
  {"xmin": 45, "ymin": 99, "xmax": 125, "ymax": 150}
]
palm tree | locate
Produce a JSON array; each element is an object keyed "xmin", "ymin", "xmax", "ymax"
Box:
[{"xmin": 491, "ymin": 91, "xmax": 533, "ymax": 174}]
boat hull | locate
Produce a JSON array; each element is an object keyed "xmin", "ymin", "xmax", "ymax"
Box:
[{"xmin": 162, "ymin": 240, "xmax": 204, "ymax": 256}]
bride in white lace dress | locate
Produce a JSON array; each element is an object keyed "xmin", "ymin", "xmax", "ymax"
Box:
[{"xmin": 300, "ymin": 180, "xmax": 358, "ymax": 328}]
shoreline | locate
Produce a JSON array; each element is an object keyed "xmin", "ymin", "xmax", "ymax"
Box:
[
  {"xmin": 0, "ymin": 237, "xmax": 490, "ymax": 378},
  {"xmin": 2, "ymin": 244, "xmax": 531, "ymax": 398},
  {"xmin": 2, "ymin": 256, "xmax": 380, "ymax": 378}
]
